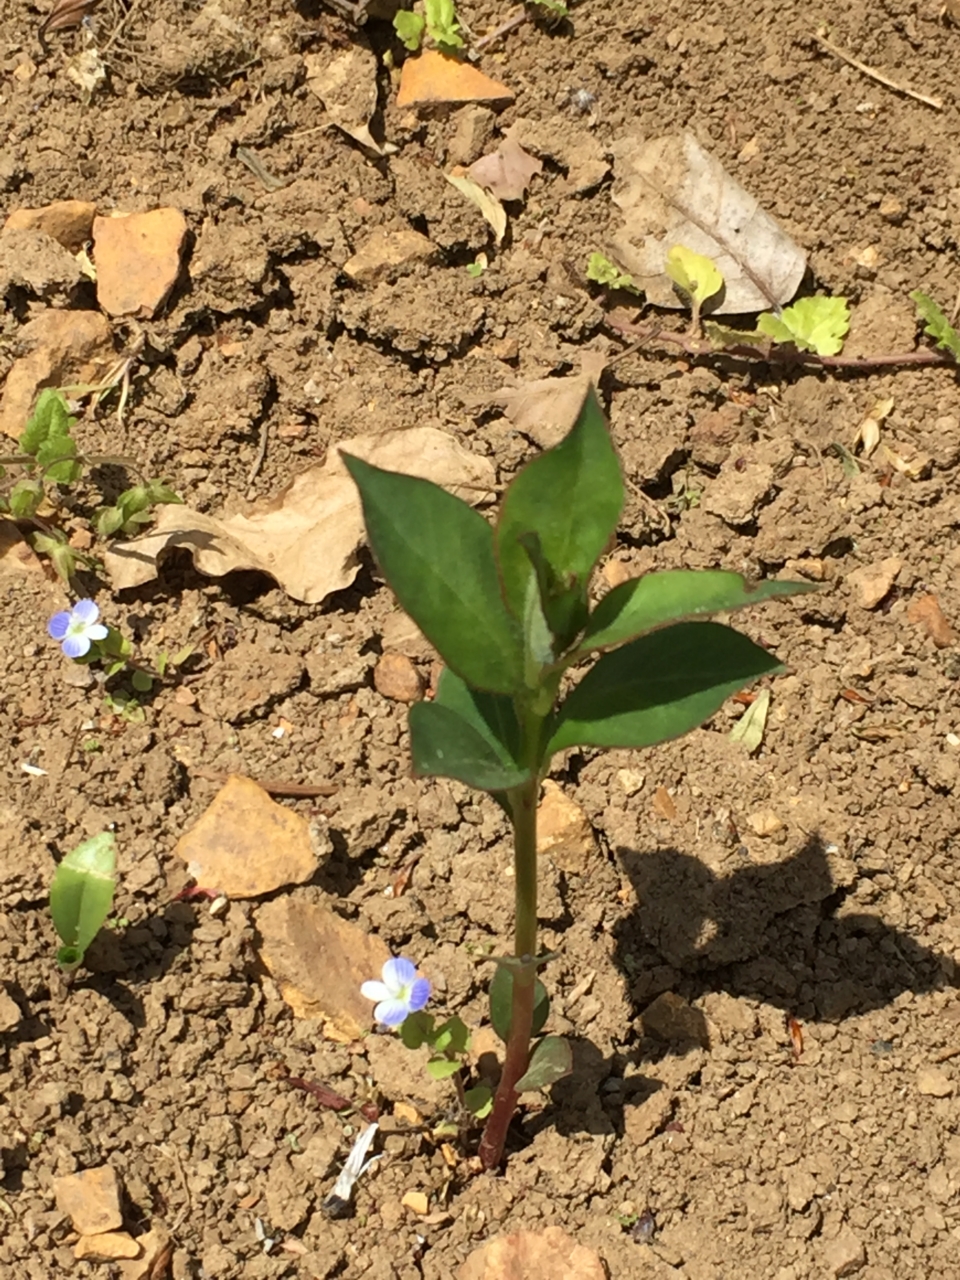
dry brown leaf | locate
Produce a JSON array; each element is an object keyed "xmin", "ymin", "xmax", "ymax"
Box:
[
  {"xmin": 653, "ymin": 785, "xmax": 678, "ymax": 821},
  {"xmin": 907, "ymin": 593, "xmax": 955, "ymax": 648},
  {"xmin": 609, "ymin": 131, "xmax": 807, "ymax": 313},
  {"xmin": 445, "ymin": 172, "xmax": 507, "ymax": 244},
  {"xmin": 41, "ymin": 0, "xmax": 99, "ymax": 35},
  {"xmin": 305, "ymin": 42, "xmax": 396, "ymax": 156},
  {"xmin": 852, "ymin": 396, "xmax": 893, "ymax": 458},
  {"xmin": 466, "ymin": 359, "xmax": 606, "ymax": 450},
  {"xmin": 467, "ymin": 136, "xmax": 542, "ymax": 202},
  {"xmin": 457, "ymin": 1226, "xmax": 605, "ymax": 1280},
  {"xmin": 105, "ymin": 427, "xmax": 495, "ymax": 603}
]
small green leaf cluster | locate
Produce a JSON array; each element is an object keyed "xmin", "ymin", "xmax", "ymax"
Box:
[
  {"xmin": 401, "ymin": 1011, "xmax": 492, "ymax": 1117},
  {"xmin": 489, "ymin": 964, "xmax": 571, "ymax": 1091},
  {"xmin": 757, "ymin": 296, "xmax": 850, "ymax": 357},
  {"xmin": 586, "ymin": 252, "xmax": 637, "ymax": 292},
  {"xmin": 0, "ymin": 387, "xmax": 181, "ymax": 583},
  {"xmin": 394, "ymin": 0, "xmax": 463, "ymax": 53},
  {"xmin": 911, "ymin": 290, "xmax": 960, "ymax": 361},
  {"xmin": 49, "ymin": 832, "xmax": 118, "ymax": 972}
]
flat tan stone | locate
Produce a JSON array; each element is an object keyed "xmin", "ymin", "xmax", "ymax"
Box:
[
  {"xmin": 118, "ymin": 1227, "xmax": 171, "ymax": 1280},
  {"xmin": 373, "ymin": 651, "xmax": 423, "ymax": 702},
  {"xmin": 174, "ymin": 774, "xmax": 320, "ymax": 899},
  {"xmin": 536, "ymin": 780, "xmax": 597, "ymax": 875},
  {"xmin": 344, "ymin": 229, "xmax": 437, "ymax": 285},
  {"xmin": 54, "ymin": 1166, "xmax": 123, "ymax": 1235},
  {"xmin": 918, "ymin": 1067, "xmax": 954, "ymax": 1097},
  {"xmin": 641, "ymin": 992, "xmax": 710, "ymax": 1046},
  {"xmin": 397, "ymin": 51, "xmax": 514, "ymax": 109},
  {"xmin": 401, "ymin": 1190, "xmax": 429, "ymax": 1215},
  {"xmin": 458, "ymin": 1226, "xmax": 605, "ymax": 1280},
  {"xmin": 0, "ymin": 309, "xmax": 114, "ymax": 438},
  {"xmin": 93, "ymin": 208, "xmax": 187, "ymax": 317},
  {"xmin": 847, "ymin": 556, "xmax": 902, "ymax": 609},
  {"xmin": 4, "ymin": 200, "xmax": 97, "ymax": 251},
  {"xmin": 74, "ymin": 1232, "xmax": 140, "ymax": 1261},
  {"xmin": 256, "ymin": 896, "xmax": 390, "ymax": 1037},
  {"xmin": 0, "ymin": 985, "xmax": 21, "ymax": 1031}
]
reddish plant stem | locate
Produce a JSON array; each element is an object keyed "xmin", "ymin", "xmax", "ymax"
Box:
[{"xmin": 605, "ymin": 313, "xmax": 956, "ymax": 371}]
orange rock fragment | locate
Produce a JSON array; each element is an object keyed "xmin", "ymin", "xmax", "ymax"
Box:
[
  {"xmin": 374, "ymin": 651, "xmax": 423, "ymax": 702},
  {"xmin": 397, "ymin": 51, "xmax": 514, "ymax": 109},
  {"xmin": 54, "ymin": 1166, "xmax": 123, "ymax": 1236},
  {"xmin": 4, "ymin": 200, "xmax": 97, "ymax": 251},
  {"xmin": 74, "ymin": 1232, "xmax": 140, "ymax": 1261},
  {"xmin": 92, "ymin": 208, "xmax": 187, "ymax": 318},
  {"xmin": 907, "ymin": 593, "xmax": 955, "ymax": 648}
]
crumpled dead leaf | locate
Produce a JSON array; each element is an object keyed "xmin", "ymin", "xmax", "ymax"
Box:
[
  {"xmin": 445, "ymin": 172, "xmax": 507, "ymax": 244},
  {"xmin": 305, "ymin": 41, "xmax": 396, "ymax": 156},
  {"xmin": 457, "ymin": 1226, "xmax": 606, "ymax": 1280},
  {"xmin": 609, "ymin": 131, "xmax": 807, "ymax": 313},
  {"xmin": 464, "ymin": 355, "xmax": 607, "ymax": 449},
  {"xmin": 105, "ymin": 427, "xmax": 495, "ymax": 604},
  {"xmin": 467, "ymin": 135, "xmax": 542, "ymax": 202},
  {"xmin": 852, "ymin": 396, "xmax": 894, "ymax": 458}
]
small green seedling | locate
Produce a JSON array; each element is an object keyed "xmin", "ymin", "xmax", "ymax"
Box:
[
  {"xmin": 394, "ymin": 0, "xmax": 463, "ymax": 53},
  {"xmin": 666, "ymin": 244, "xmax": 724, "ymax": 332},
  {"xmin": 911, "ymin": 290, "xmax": 960, "ymax": 361},
  {"xmin": 49, "ymin": 831, "xmax": 118, "ymax": 972},
  {"xmin": 345, "ymin": 386, "xmax": 812, "ymax": 1168},
  {"xmin": 757, "ymin": 296, "xmax": 850, "ymax": 356},
  {"xmin": 586, "ymin": 252, "xmax": 638, "ymax": 293}
]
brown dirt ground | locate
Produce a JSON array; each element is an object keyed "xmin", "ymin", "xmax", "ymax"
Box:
[{"xmin": 2, "ymin": 0, "xmax": 960, "ymax": 1277}]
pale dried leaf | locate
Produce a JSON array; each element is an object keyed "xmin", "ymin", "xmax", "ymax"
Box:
[
  {"xmin": 445, "ymin": 173, "xmax": 507, "ymax": 244},
  {"xmin": 609, "ymin": 131, "xmax": 807, "ymax": 313},
  {"xmin": 41, "ymin": 0, "xmax": 100, "ymax": 35},
  {"xmin": 467, "ymin": 136, "xmax": 542, "ymax": 202},
  {"xmin": 465, "ymin": 360, "xmax": 607, "ymax": 449},
  {"xmin": 105, "ymin": 428, "xmax": 495, "ymax": 604},
  {"xmin": 457, "ymin": 1226, "xmax": 605, "ymax": 1280},
  {"xmin": 852, "ymin": 396, "xmax": 893, "ymax": 457},
  {"xmin": 729, "ymin": 688, "xmax": 770, "ymax": 754},
  {"xmin": 305, "ymin": 43, "xmax": 396, "ymax": 156}
]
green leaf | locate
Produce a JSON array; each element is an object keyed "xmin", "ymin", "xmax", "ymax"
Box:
[
  {"xmin": 757, "ymin": 296, "xmax": 850, "ymax": 356},
  {"xmin": 131, "ymin": 669, "xmax": 153, "ymax": 693},
  {"xmin": 9, "ymin": 478, "xmax": 43, "ymax": 518},
  {"xmin": 37, "ymin": 434, "xmax": 81, "ymax": 484},
  {"xmin": 495, "ymin": 386, "xmax": 622, "ymax": 649},
  {"xmin": 49, "ymin": 832, "xmax": 117, "ymax": 964},
  {"xmin": 432, "ymin": 1015, "xmax": 471, "ymax": 1055},
  {"xmin": 549, "ymin": 621, "xmax": 784, "ymax": 753},
  {"xmin": 393, "ymin": 9, "xmax": 425, "ymax": 50},
  {"xmin": 426, "ymin": 1057, "xmax": 463, "ymax": 1080},
  {"xmin": 408, "ymin": 702, "xmax": 529, "ymax": 791},
  {"xmin": 400, "ymin": 1010, "xmax": 435, "ymax": 1049},
  {"xmin": 463, "ymin": 1085, "xmax": 493, "ymax": 1117},
  {"xmin": 729, "ymin": 686, "xmax": 770, "ymax": 754},
  {"xmin": 20, "ymin": 389, "xmax": 75, "ymax": 456},
  {"xmin": 911, "ymin": 290, "xmax": 960, "ymax": 361},
  {"xmin": 586, "ymin": 252, "xmax": 636, "ymax": 292},
  {"xmin": 489, "ymin": 965, "xmax": 549, "ymax": 1043},
  {"xmin": 343, "ymin": 454, "xmax": 524, "ymax": 693},
  {"xmin": 581, "ymin": 570, "xmax": 814, "ymax": 655},
  {"xmin": 515, "ymin": 1035, "xmax": 572, "ymax": 1091},
  {"xmin": 96, "ymin": 505, "xmax": 124, "ymax": 538},
  {"xmin": 665, "ymin": 245, "xmax": 724, "ymax": 307},
  {"xmin": 424, "ymin": 0, "xmax": 463, "ymax": 49}
]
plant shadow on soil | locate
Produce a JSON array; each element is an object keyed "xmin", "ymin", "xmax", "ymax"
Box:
[{"xmin": 532, "ymin": 832, "xmax": 954, "ymax": 1146}]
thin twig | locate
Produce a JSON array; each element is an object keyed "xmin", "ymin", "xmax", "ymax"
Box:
[
  {"xmin": 474, "ymin": 6, "xmax": 530, "ymax": 51},
  {"xmin": 246, "ymin": 419, "xmax": 269, "ymax": 498},
  {"xmin": 605, "ymin": 313, "xmax": 957, "ymax": 371},
  {"xmin": 812, "ymin": 32, "xmax": 943, "ymax": 110}
]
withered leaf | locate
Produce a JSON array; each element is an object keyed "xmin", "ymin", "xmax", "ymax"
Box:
[{"xmin": 467, "ymin": 136, "xmax": 543, "ymax": 202}]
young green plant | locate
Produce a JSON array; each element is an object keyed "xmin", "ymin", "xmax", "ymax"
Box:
[
  {"xmin": 49, "ymin": 831, "xmax": 118, "ymax": 972},
  {"xmin": 345, "ymin": 388, "xmax": 811, "ymax": 1168}
]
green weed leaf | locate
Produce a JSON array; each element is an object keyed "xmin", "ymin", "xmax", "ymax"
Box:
[
  {"xmin": 581, "ymin": 570, "xmax": 814, "ymax": 655},
  {"xmin": 424, "ymin": 0, "xmax": 463, "ymax": 49},
  {"xmin": 910, "ymin": 290, "xmax": 960, "ymax": 361},
  {"xmin": 489, "ymin": 965, "xmax": 549, "ymax": 1043},
  {"xmin": 49, "ymin": 831, "xmax": 117, "ymax": 969},
  {"xmin": 515, "ymin": 1035, "xmax": 572, "ymax": 1091},
  {"xmin": 757, "ymin": 296, "xmax": 850, "ymax": 356},
  {"xmin": 549, "ymin": 621, "xmax": 783, "ymax": 753},
  {"xmin": 401, "ymin": 1010, "xmax": 435, "ymax": 1049},
  {"xmin": 586, "ymin": 252, "xmax": 636, "ymax": 292},
  {"xmin": 666, "ymin": 245, "xmax": 724, "ymax": 307},
  {"xmin": 9, "ymin": 478, "xmax": 43, "ymax": 518},
  {"xmin": 343, "ymin": 454, "xmax": 524, "ymax": 693},
  {"xmin": 496, "ymin": 386, "xmax": 622, "ymax": 652},
  {"xmin": 20, "ymin": 389, "xmax": 75, "ymax": 456},
  {"xmin": 464, "ymin": 1085, "xmax": 493, "ymax": 1117},
  {"xmin": 394, "ymin": 9, "xmax": 425, "ymax": 50}
]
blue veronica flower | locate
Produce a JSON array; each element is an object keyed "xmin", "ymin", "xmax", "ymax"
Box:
[
  {"xmin": 361, "ymin": 957, "xmax": 431, "ymax": 1027},
  {"xmin": 47, "ymin": 599, "xmax": 109, "ymax": 659}
]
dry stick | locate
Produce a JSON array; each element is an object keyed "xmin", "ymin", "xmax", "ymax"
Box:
[
  {"xmin": 812, "ymin": 32, "xmax": 943, "ymax": 110},
  {"xmin": 605, "ymin": 314, "xmax": 956, "ymax": 371},
  {"xmin": 246, "ymin": 418, "xmax": 269, "ymax": 498},
  {"xmin": 190, "ymin": 766, "xmax": 338, "ymax": 797},
  {"xmin": 474, "ymin": 6, "xmax": 530, "ymax": 51}
]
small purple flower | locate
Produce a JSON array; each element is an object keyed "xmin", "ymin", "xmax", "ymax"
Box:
[
  {"xmin": 47, "ymin": 599, "xmax": 108, "ymax": 659},
  {"xmin": 361, "ymin": 957, "xmax": 431, "ymax": 1027}
]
